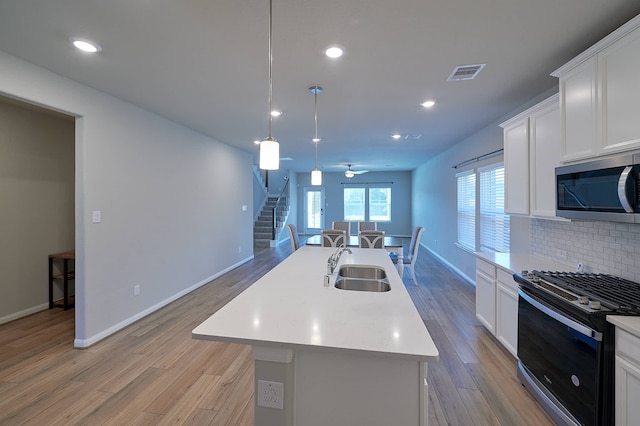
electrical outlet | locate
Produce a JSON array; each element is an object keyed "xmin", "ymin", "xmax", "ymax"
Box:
[
  {"xmin": 134, "ymin": 285, "xmax": 140, "ymax": 296},
  {"xmin": 238, "ymin": 246, "xmax": 242, "ymax": 253},
  {"xmin": 557, "ymin": 249, "xmax": 567, "ymax": 259},
  {"xmin": 257, "ymin": 380, "xmax": 284, "ymax": 409}
]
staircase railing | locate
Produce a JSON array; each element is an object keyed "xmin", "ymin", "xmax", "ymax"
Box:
[{"xmin": 272, "ymin": 176, "xmax": 290, "ymax": 239}]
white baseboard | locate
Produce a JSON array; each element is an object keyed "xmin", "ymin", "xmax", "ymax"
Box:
[
  {"xmin": 422, "ymin": 243, "xmax": 475, "ymax": 286},
  {"xmin": 74, "ymin": 254, "xmax": 255, "ymax": 348},
  {"xmin": 0, "ymin": 302, "xmax": 49, "ymax": 325}
]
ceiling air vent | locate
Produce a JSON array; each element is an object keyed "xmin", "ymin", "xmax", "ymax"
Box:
[{"xmin": 447, "ymin": 64, "xmax": 486, "ymax": 81}]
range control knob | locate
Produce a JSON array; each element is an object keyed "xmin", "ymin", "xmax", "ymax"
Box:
[
  {"xmin": 532, "ymin": 277, "xmax": 540, "ymax": 283},
  {"xmin": 521, "ymin": 270, "xmax": 528, "ymax": 276},
  {"xmin": 589, "ymin": 300, "xmax": 601, "ymax": 310},
  {"xmin": 578, "ymin": 296, "xmax": 589, "ymax": 305}
]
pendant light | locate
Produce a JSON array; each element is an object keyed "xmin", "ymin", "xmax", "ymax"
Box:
[
  {"xmin": 259, "ymin": 0, "xmax": 279, "ymax": 170},
  {"xmin": 309, "ymin": 85, "xmax": 323, "ymax": 186}
]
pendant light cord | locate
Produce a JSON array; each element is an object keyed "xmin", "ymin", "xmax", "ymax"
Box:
[
  {"xmin": 267, "ymin": 0, "xmax": 273, "ymax": 139},
  {"xmin": 314, "ymin": 91, "xmax": 319, "ymax": 168}
]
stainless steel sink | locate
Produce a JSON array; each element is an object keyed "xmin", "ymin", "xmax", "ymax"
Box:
[
  {"xmin": 337, "ymin": 265, "xmax": 387, "ymax": 280},
  {"xmin": 334, "ymin": 277, "xmax": 391, "ymax": 292}
]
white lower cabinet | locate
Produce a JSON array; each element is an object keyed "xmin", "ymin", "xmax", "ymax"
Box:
[
  {"xmin": 495, "ymin": 269, "xmax": 518, "ymax": 357},
  {"xmin": 615, "ymin": 328, "xmax": 640, "ymax": 425},
  {"xmin": 476, "ymin": 258, "xmax": 518, "ymax": 357},
  {"xmin": 476, "ymin": 259, "xmax": 496, "ymax": 334}
]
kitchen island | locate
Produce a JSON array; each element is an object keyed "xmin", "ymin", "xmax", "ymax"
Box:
[{"xmin": 193, "ymin": 245, "xmax": 439, "ymax": 426}]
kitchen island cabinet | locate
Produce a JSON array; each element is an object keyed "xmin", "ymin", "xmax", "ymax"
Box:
[{"xmin": 193, "ymin": 246, "xmax": 438, "ymax": 426}]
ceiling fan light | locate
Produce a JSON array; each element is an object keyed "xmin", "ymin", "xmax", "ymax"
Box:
[
  {"xmin": 259, "ymin": 137, "xmax": 279, "ymax": 170},
  {"xmin": 311, "ymin": 169, "xmax": 322, "ymax": 185},
  {"xmin": 345, "ymin": 170, "xmax": 355, "ymax": 179}
]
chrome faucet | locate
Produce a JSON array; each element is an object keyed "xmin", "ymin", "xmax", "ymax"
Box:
[{"xmin": 327, "ymin": 244, "xmax": 352, "ymax": 274}]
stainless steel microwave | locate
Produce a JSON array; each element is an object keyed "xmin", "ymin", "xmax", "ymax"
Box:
[{"xmin": 555, "ymin": 152, "xmax": 640, "ymax": 223}]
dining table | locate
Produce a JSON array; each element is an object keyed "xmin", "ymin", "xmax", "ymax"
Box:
[{"xmin": 305, "ymin": 234, "xmax": 405, "ymax": 278}]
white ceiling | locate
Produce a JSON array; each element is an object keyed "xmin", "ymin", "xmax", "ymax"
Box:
[{"xmin": 1, "ymin": 0, "xmax": 639, "ymax": 173}]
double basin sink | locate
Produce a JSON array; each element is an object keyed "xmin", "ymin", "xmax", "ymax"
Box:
[{"xmin": 334, "ymin": 265, "xmax": 391, "ymax": 292}]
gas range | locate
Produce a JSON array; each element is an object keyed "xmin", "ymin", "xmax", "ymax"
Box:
[
  {"xmin": 514, "ymin": 270, "xmax": 640, "ymax": 319},
  {"xmin": 514, "ymin": 269, "xmax": 640, "ymax": 426}
]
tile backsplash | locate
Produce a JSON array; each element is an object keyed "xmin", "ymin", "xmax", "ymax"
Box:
[{"xmin": 531, "ymin": 219, "xmax": 640, "ymax": 282}]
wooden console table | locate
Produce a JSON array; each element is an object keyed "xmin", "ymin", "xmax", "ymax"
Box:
[{"xmin": 48, "ymin": 250, "xmax": 75, "ymax": 310}]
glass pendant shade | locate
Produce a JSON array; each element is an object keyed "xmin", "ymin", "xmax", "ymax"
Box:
[
  {"xmin": 311, "ymin": 169, "xmax": 322, "ymax": 185},
  {"xmin": 259, "ymin": 137, "xmax": 279, "ymax": 170}
]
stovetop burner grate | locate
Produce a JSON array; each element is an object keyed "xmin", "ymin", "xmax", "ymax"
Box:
[{"xmin": 533, "ymin": 271, "xmax": 640, "ymax": 313}]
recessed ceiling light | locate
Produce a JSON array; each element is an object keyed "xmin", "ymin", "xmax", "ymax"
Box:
[
  {"xmin": 392, "ymin": 134, "xmax": 402, "ymax": 140},
  {"xmin": 70, "ymin": 38, "xmax": 101, "ymax": 53},
  {"xmin": 270, "ymin": 110, "xmax": 282, "ymax": 117},
  {"xmin": 312, "ymin": 137, "xmax": 321, "ymax": 143},
  {"xmin": 324, "ymin": 46, "xmax": 344, "ymax": 58},
  {"xmin": 421, "ymin": 100, "xmax": 436, "ymax": 108},
  {"xmin": 254, "ymin": 140, "xmax": 261, "ymax": 145}
]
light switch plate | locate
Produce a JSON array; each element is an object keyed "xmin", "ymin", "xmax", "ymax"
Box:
[{"xmin": 92, "ymin": 210, "xmax": 101, "ymax": 223}]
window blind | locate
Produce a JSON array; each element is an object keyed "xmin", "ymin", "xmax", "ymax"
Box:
[
  {"xmin": 479, "ymin": 163, "xmax": 510, "ymax": 253},
  {"xmin": 456, "ymin": 170, "xmax": 476, "ymax": 251}
]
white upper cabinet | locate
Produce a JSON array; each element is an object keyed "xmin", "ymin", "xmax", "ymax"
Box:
[
  {"xmin": 558, "ymin": 57, "xmax": 598, "ymax": 162},
  {"xmin": 503, "ymin": 118, "xmax": 529, "ymax": 216},
  {"xmin": 599, "ymin": 26, "xmax": 640, "ymax": 155},
  {"xmin": 529, "ymin": 96, "xmax": 561, "ymax": 218},
  {"xmin": 553, "ymin": 15, "xmax": 640, "ymax": 162},
  {"xmin": 501, "ymin": 94, "xmax": 562, "ymax": 219}
]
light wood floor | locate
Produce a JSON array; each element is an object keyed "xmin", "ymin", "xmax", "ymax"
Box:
[{"xmin": 0, "ymin": 242, "xmax": 553, "ymax": 425}]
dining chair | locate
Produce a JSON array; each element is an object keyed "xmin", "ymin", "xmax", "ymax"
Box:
[
  {"xmin": 358, "ymin": 221, "xmax": 377, "ymax": 232},
  {"xmin": 358, "ymin": 230, "xmax": 385, "ymax": 248},
  {"xmin": 286, "ymin": 224, "xmax": 300, "ymax": 253},
  {"xmin": 391, "ymin": 226, "xmax": 424, "ymax": 285},
  {"xmin": 321, "ymin": 229, "xmax": 347, "ymax": 247},
  {"xmin": 332, "ymin": 221, "xmax": 351, "ymax": 236}
]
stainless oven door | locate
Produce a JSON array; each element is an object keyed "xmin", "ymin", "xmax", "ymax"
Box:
[{"xmin": 517, "ymin": 288, "xmax": 602, "ymax": 426}]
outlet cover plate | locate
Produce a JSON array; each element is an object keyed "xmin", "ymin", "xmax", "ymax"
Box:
[{"xmin": 257, "ymin": 380, "xmax": 284, "ymax": 409}]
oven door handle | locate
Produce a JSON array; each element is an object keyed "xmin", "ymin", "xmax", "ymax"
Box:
[{"xmin": 518, "ymin": 288, "xmax": 603, "ymax": 341}]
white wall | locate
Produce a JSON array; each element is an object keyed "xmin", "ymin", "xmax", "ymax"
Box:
[
  {"xmin": 296, "ymin": 171, "xmax": 413, "ymax": 237},
  {"xmin": 411, "ymin": 89, "xmax": 557, "ymax": 282},
  {"xmin": 412, "ymin": 125, "xmax": 506, "ymax": 282},
  {"xmin": 0, "ymin": 51, "xmax": 254, "ymax": 346},
  {"xmin": 0, "ymin": 100, "xmax": 75, "ymax": 322}
]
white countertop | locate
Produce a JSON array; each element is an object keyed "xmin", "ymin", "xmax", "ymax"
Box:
[
  {"xmin": 475, "ymin": 252, "xmax": 574, "ymax": 274},
  {"xmin": 192, "ymin": 246, "xmax": 439, "ymax": 362},
  {"xmin": 608, "ymin": 316, "xmax": 640, "ymax": 337}
]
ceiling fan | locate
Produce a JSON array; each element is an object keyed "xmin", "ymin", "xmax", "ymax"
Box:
[{"xmin": 344, "ymin": 164, "xmax": 368, "ymax": 178}]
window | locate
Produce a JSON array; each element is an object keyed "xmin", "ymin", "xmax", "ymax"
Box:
[
  {"xmin": 343, "ymin": 186, "xmax": 391, "ymax": 221},
  {"xmin": 456, "ymin": 170, "xmax": 476, "ymax": 251},
  {"xmin": 456, "ymin": 163, "xmax": 509, "ymax": 253},
  {"xmin": 479, "ymin": 164, "xmax": 509, "ymax": 252},
  {"xmin": 369, "ymin": 188, "xmax": 391, "ymax": 221},
  {"xmin": 344, "ymin": 188, "xmax": 365, "ymax": 221}
]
